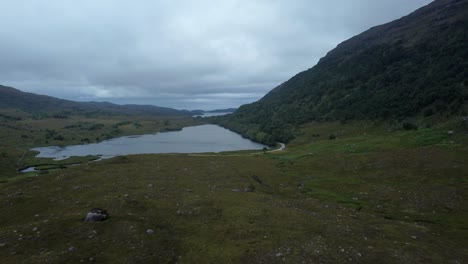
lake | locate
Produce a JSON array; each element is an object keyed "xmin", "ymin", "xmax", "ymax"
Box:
[{"xmin": 32, "ymin": 124, "xmax": 266, "ymax": 160}]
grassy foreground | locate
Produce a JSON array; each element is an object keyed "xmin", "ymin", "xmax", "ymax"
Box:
[{"xmin": 0, "ymin": 118, "xmax": 467, "ymax": 263}]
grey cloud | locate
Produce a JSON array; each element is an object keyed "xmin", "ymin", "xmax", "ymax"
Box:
[{"xmin": 0, "ymin": 0, "xmax": 432, "ymax": 110}]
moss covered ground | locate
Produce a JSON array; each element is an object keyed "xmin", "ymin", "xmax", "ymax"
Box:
[{"xmin": 0, "ymin": 114, "xmax": 467, "ymax": 263}]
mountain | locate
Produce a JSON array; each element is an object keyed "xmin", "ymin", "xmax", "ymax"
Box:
[
  {"xmin": 0, "ymin": 85, "xmax": 196, "ymax": 116},
  {"xmin": 206, "ymin": 108, "xmax": 237, "ymax": 113},
  {"xmin": 214, "ymin": 0, "xmax": 468, "ymax": 145}
]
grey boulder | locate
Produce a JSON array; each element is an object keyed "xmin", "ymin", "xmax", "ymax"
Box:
[{"xmin": 84, "ymin": 208, "xmax": 109, "ymax": 222}]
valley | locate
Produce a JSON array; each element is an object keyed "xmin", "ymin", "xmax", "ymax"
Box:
[
  {"xmin": 0, "ymin": 0, "xmax": 467, "ymax": 263},
  {"xmin": 0, "ymin": 112, "xmax": 466, "ymax": 263},
  {"xmin": 0, "ymin": 109, "xmax": 205, "ymax": 180}
]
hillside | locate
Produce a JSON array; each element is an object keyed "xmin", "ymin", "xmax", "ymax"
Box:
[
  {"xmin": 214, "ymin": 0, "xmax": 468, "ymax": 145},
  {"xmin": 0, "ymin": 85, "xmax": 195, "ymax": 117}
]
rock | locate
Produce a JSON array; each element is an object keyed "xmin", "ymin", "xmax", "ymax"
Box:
[
  {"xmin": 448, "ymin": 130, "xmax": 454, "ymax": 135},
  {"xmin": 124, "ymin": 194, "xmax": 129, "ymax": 198},
  {"xmin": 276, "ymin": 252, "xmax": 283, "ymax": 257},
  {"xmin": 298, "ymin": 181, "xmax": 304, "ymax": 189},
  {"xmin": 32, "ymin": 227, "xmax": 38, "ymax": 232},
  {"xmin": 146, "ymin": 229, "xmax": 154, "ymax": 235},
  {"xmin": 68, "ymin": 246, "xmax": 77, "ymax": 252},
  {"xmin": 84, "ymin": 208, "xmax": 109, "ymax": 222}
]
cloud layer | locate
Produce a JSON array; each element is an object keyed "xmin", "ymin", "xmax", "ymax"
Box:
[{"xmin": 0, "ymin": 0, "xmax": 432, "ymax": 109}]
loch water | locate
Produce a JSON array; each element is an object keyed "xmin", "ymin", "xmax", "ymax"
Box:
[{"xmin": 32, "ymin": 125, "xmax": 266, "ymax": 160}]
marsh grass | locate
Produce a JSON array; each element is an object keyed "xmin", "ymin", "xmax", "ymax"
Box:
[{"xmin": 0, "ymin": 116, "xmax": 467, "ymax": 263}]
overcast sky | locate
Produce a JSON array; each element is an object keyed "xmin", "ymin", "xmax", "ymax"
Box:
[{"xmin": 0, "ymin": 0, "xmax": 432, "ymax": 110}]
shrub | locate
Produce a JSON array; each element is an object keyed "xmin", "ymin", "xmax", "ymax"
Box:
[
  {"xmin": 424, "ymin": 108, "xmax": 434, "ymax": 117},
  {"xmin": 402, "ymin": 122, "xmax": 418, "ymax": 130},
  {"xmin": 53, "ymin": 135, "xmax": 65, "ymax": 141}
]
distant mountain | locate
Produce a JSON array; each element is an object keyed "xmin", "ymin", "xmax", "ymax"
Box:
[
  {"xmin": 0, "ymin": 85, "xmax": 195, "ymax": 116},
  {"xmin": 206, "ymin": 108, "xmax": 237, "ymax": 113},
  {"xmin": 215, "ymin": 0, "xmax": 468, "ymax": 144},
  {"xmin": 190, "ymin": 108, "xmax": 237, "ymax": 115}
]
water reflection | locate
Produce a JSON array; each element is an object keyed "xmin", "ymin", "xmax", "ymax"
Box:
[{"xmin": 32, "ymin": 125, "xmax": 266, "ymax": 160}]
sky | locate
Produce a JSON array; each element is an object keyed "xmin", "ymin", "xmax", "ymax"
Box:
[{"xmin": 0, "ymin": 0, "xmax": 433, "ymax": 110}]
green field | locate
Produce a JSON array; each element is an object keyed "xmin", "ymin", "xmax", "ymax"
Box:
[{"xmin": 0, "ymin": 113, "xmax": 467, "ymax": 263}]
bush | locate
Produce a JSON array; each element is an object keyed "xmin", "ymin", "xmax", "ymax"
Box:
[
  {"xmin": 424, "ymin": 108, "xmax": 434, "ymax": 117},
  {"xmin": 45, "ymin": 129, "xmax": 58, "ymax": 139},
  {"xmin": 329, "ymin": 133, "xmax": 337, "ymax": 140},
  {"xmin": 402, "ymin": 122, "xmax": 418, "ymax": 130},
  {"xmin": 53, "ymin": 114, "xmax": 68, "ymax": 119},
  {"xmin": 53, "ymin": 135, "xmax": 65, "ymax": 141},
  {"xmin": 88, "ymin": 123, "xmax": 104, "ymax": 130}
]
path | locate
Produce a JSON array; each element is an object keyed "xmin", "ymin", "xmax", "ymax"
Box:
[
  {"xmin": 188, "ymin": 142, "xmax": 286, "ymax": 157},
  {"xmin": 267, "ymin": 142, "xmax": 285, "ymax": 153}
]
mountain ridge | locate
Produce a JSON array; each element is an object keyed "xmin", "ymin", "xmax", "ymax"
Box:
[
  {"xmin": 0, "ymin": 85, "xmax": 197, "ymax": 117},
  {"xmin": 214, "ymin": 0, "xmax": 468, "ymax": 144}
]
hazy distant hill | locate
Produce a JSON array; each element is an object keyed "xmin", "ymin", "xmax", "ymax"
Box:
[
  {"xmin": 215, "ymin": 0, "xmax": 468, "ymax": 144},
  {"xmin": 0, "ymin": 85, "xmax": 195, "ymax": 116},
  {"xmin": 206, "ymin": 108, "xmax": 237, "ymax": 113}
]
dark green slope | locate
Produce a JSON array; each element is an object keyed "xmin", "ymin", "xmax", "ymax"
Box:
[
  {"xmin": 215, "ymin": 0, "xmax": 468, "ymax": 144},
  {"xmin": 0, "ymin": 85, "xmax": 194, "ymax": 116}
]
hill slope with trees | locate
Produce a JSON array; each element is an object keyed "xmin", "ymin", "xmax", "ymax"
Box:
[{"xmin": 214, "ymin": 0, "xmax": 468, "ymax": 145}]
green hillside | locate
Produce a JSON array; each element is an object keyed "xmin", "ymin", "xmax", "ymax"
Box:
[
  {"xmin": 0, "ymin": 85, "xmax": 195, "ymax": 117},
  {"xmin": 215, "ymin": 0, "xmax": 468, "ymax": 145}
]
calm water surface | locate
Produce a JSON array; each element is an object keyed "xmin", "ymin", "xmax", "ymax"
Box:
[{"xmin": 32, "ymin": 125, "xmax": 266, "ymax": 160}]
